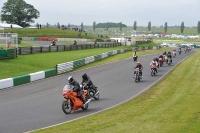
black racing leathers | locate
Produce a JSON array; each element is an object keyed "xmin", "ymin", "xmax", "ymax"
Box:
[
  {"xmin": 82, "ymin": 76, "xmax": 96, "ymax": 91},
  {"xmin": 70, "ymin": 80, "xmax": 82, "ymax": 97}
]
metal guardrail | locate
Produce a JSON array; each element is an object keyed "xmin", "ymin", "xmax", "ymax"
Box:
[{"xmin": 17, "ymin": 43, "xmax": 121, "ymax": 55}]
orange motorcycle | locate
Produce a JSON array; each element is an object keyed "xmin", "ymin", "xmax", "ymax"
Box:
[{"xmin": 62, "ymin": 85, "xmax": 91, "ymax": 114}]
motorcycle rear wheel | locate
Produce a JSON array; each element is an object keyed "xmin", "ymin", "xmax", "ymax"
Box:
[
  {"xmin": 94, "ymin": 91, "xmax": 100, "ymax": 100},
  {"xmin": 62, "ymin": 101, "xmax": 72, "ymax": 114}
]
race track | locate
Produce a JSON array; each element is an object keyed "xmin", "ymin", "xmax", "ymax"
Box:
[{"xmin": 0, "ymin": 49, "xmax": 194, "ymax": 133}]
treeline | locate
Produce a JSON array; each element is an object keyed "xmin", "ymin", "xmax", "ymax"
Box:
[{"xmin": 95, "ymin": 22, "xmax": 127, "ymax": 28}]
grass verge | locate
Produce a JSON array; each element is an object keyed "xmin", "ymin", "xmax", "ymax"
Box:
[{"xmin": 32, "ymin": 50, "xmax": 200, "ymax": 133}]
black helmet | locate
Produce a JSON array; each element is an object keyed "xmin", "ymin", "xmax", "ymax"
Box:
[
  {"xmin": 68, "ymin": 76, "xmax": 74, "ymax": 84},
  {"xmin": 82, "ymin": 73, "xmax": 88, "ymax": 80},
  {"xmin": 153, "ymin": 58, "xmax": 156, "ymax": 61}
]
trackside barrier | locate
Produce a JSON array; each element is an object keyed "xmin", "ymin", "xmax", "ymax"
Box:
[
  {"xmin": 85, "ymin": 56, "xmax": 95, "ymax": 64},
  {"xmin": 0, "ymin": 78, "xmax": 13, "ymax": 89},
  {"xmin": 56, "ymin": 48, "xmax": 128, "ymax": 74},
  {"xmin": 0, "ymin": 48, "xmax": 128, "ymax": 90},
  {"xmin": 57, "ymin": 62, "xmax": 73, "ymax": 74}
]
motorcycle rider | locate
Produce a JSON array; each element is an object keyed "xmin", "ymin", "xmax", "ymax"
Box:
[
  {"xmin": 51, "ymin": 40, "xmax": 56, "ymax": 46},
  {"xmin": 150, "ymin": 59, "xmax": 158, "ymax": 73},
  {"xmin": 159, "ymin": 54, "xmax": 164, "ymax": 60},
  {"xmin": 134, "ymin": 61, "xmax": 143, "ymax": 79},
  {"xmin": 81, "ymin": 73, "xmax": 97, "ymax": 95},
  {"xmin": 167, "ymin": 51, "xmax": 172, "ymax": 63},
  {"xmin": 163, "ymin": 51, "xmax": 167, "ymax": 55},
  {"xmin": 154, "ymin": 56, "xmax": 159, "ymax": 68},
  {"xmin": 133, "ymin": 50, "xmax": 138, "ymax": 62},
  {"xmin": 68, "ymin": 76, "xmax": 85, "ymax": 103}
]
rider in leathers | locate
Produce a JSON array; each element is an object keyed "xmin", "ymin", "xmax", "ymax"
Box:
[
  {"xmin": 134, "ymin": 61, "xmax": 143, "ymax": 78},
  {"xmin": 68, "ymin": 76, "xmax": 85, "ymax": 102},
  {"xmin": 81, "ymin": 73, "xmax": 97, "ymax": 95},
  {"xmin": 167, "ymin": 51, "xmax": 172, "ymax": 63}
]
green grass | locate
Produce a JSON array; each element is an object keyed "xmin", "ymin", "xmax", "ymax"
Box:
[
  {"xmin": 3, "ymin": 28, "xmax": 107, "ymax": 39},
  {"xmin": 32, "ymin": 49, "xmax": 200, "ymax": 133}
]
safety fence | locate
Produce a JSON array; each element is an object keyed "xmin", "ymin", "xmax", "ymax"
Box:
[
  {"xmin": 17, "ymin": 43, "xmax": 121, "ymax": 55},
  {"xmin": 0, "ymin": 48, "xmax": 128, "ymax": 90}
]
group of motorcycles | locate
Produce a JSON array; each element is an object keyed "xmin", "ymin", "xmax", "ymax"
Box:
[
  {"xmin": 62, "ymin": 82, "xmax": 100, "ymax": 114},
  {"xmin": 134, "ymin": 47, "xmax": 192, "ymax": 83}
]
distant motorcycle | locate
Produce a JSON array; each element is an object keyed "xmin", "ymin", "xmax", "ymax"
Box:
[
  {"xmin": 168, "ymin": 57, "xmax": 172, "ymax": 65},
  {"xmin": 133, "ymin": 55, "xmax": 137, "ymax": 62},
  {"xmin": 172, "ymin": 51, "xmax": 176, "ymax": 57},
  {"xmin": 134, "ymin": 68, "xmax": 141, "ymax": 82},
  {"xmin": 62, "ymin": 85, "xmax": 91, "ymax": 114},
  {"xmin": 178, "ymin": 49, "xmax": 181, "ymax": 54},
  {"xmin": 159, "ymin": 58, "xmax": 164, "ymax": 67},
  {"xmin": 151, "ymin": 65, "xmax": 156, "ymax": 76}
]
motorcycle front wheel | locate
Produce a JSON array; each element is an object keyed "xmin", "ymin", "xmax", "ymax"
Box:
[
  {"xmin": 81, "ymin": 103, "xmax": 89, "ymax": 110},
  {"xmin": 62, "ymin": 101, "xmax": 72, "ymax": 114}
]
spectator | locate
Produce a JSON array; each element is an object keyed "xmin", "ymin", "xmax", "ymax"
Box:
[
  {"xmin": 10, "ymin": 24, "xmax": 12, "ymax": 29},
  {"xmin": 39, "ymin": 24, "xmax": 41, "ymax": 29},
  {"xmin": 116, "ymin": 39, "xmax": 118, "ymax": 44}
]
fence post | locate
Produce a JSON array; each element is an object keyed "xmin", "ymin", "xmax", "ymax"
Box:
[
  {"xmin": 57, "ymin": 45, "xmax": 58, "ymax": 52},
  {"xmin": 49, "ymin": 46, "xmax": 51, "ymax": 52},
  {"xmin": 31, "ymin": 47, "xmax": 33, "ymax": 54},
  {"xmin": 40, "ymin": 46, "xmax": 42, "ymax": 53}
]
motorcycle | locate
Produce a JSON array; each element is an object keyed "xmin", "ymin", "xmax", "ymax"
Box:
[
  {"xmin": 184, "ymin": 48, "xmax": 187, "ymax": 53},
  {"xmin": 159, "ymin": 58, "xmax": 163, "ymax": 67},
  {"xmin": 172, "ymin": 51, "xmax": 176, "ymax": 57},
  {"xmin": 168, "ymin": 57, "xmax": 172, "ymax": 65},
  {"xmin": 81, "ymin": 82, "xmax": 100, "ymax": 100},
  {"xmin": 164, "ymin": 55, "xmax": 168, "ymax": 64},
  {"xmin": 151, "ymin": 65, "xmax": 156, "ymax": 76},
  {"xmin": 62, "ymin": 85, "xmax": 91, "ymax": 114},
  {"xmin": 134, "ymin": 68, "xmax": 141, "ymax": 82},
  {"xmin": 178, "ymin": 49, "xmax": 181, "ymax": 54},
  {"xmin": 133, "ymin": 55, "xmax": 137, "ymax": 62}
]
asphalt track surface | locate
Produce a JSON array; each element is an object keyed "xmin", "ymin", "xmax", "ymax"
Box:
[{"xmin": 0, "ymin": 49, "xmax": 194, "ymax": 133}]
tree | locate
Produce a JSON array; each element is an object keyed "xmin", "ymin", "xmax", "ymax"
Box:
[
  {"xmin": 106, "ymin": 22, "xmax": 109, "ymax": 31},
  {"xmin": 81, "ymin": 22, "xmax": 83, "ymax": 30},
  {"xmin": 46, "ymin": 23, "xmax": 49, "ymax": 28},
  {"xmin": 57, "ymin": 22, "xmax": 60, "ymax": 29},
  {"xmin": 1, "ymin": 0, "xmax": 40, "ymax": 27},
  {"xmin": 180, "ymin": 22, "xmax": 184, "ymax": 33},
  {"xmin": 197, "ymin": 21, "xmax": 200, "ymax": 33},
  {"xmin": 68, "ymin": 23, "xmax": 70, "ymax": 29},
  {"xmin": 164, "ymin": 22, "xmax": 168, "ymax": 33},
  {"xmin": 148, "ymin": 21, "xmax": 151, "ymax": 31},
  {"xmin": 133, "ymin": 21, "xmax": 137, "ymax": 30},
  {"xmin": 93, "ymin": 21, "xmax": 96, "ymax": 32},
  {"xmin": 119, "ymin": 22, "xmax": 122, "ymax": 31}
]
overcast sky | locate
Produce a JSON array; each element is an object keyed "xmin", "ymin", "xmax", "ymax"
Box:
[{"xmin": 0, "ymin": 0, "xmax": 200, "ymax": 26}]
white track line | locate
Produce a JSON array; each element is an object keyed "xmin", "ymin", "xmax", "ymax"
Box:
[{"xmin": 25, "ymin": 52, "xmax": 194, "ymax": 133}]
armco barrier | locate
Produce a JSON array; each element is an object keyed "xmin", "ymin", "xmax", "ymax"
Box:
[
  {"xmin": 73, "ymin": 59, "xmax": 85, "ymax": 68},
  {"xmin": 56, "ymin": 48, "xmax": 128, "ymax": 74},
  {"xmin": 57, "ymin": 62, "xmax": 73, "ymax": 74},
  {"xmin": 94, "ymin": 54, "xmax": 102, "ymax": 61},
  {"xmin": 85, "ymin": 56, "xmax": 95, "ymax": 64}
]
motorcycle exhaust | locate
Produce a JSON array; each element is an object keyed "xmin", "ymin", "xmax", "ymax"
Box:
[{"xmin": 83, "ymin": 98, "xmax": 92, "ymax": 106}]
